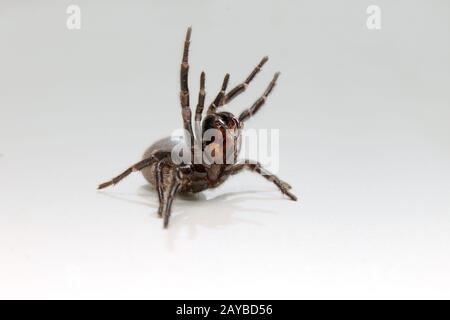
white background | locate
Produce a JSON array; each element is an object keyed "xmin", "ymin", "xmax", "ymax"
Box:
[{"xmin": 1, "ymin": 0, "xmax": 449, "ymax": 299}]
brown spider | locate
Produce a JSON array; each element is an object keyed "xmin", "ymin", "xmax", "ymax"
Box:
[{"xmin": 98, "ymin": 27, "xmax": 297, "ymax": 228}]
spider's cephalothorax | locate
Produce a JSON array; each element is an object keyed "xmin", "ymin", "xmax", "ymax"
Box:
[
  {"xmin": 98, "ymin": 27, "xmax": 297, "ymax": 228},
  {"xmin": 201, "ymin": 111, "xmax": 242, "ymax": 166}
]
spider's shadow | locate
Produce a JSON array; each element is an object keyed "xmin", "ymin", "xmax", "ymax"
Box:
[{"xmin": 99, "ymin": 184, "xmax": 279, "ymax": 248}]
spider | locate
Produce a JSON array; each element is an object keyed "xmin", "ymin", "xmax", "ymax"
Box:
[{"xmin": 98, "ymin": 27, "xmax": 297, "ymax": 228}]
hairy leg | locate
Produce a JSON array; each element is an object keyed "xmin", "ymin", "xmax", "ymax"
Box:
[
  {"xmin": 194, "ymin": 71, "xmax": 206, "ymax": 137},
  {"xmin": 222, "ymin": 56, "xmax": 268, "ymax": 106},
  {"xmin": 194, "ymin": 72, "xmax": 206, "ymax": 163},
  {"xmin": 207, "ymin": 73, "xmax": 230, "ymax": 114},
  {"xmin": 238, "ymin": 72, "xmax": 280, "ymax": 122},
  {"xmin": 179, "ymin": 27, "xmax": 195, "ymax": 161},
  {"xmin": 226, "ymin": 160, "xmax": 297, "ymax": 201},
  {"xmin": 158, "ymin": 166, "xmax": 181, "ymax": 228},
  {"xmin": 163, "ymin": 182, "xmax": 180, "ymax": 229},
  {"xmin": 97, "ymin": 156, "xmax": 159, "ymax": 189},
  {"xmin": 155, "ymin": 160, "xmax": 165, "ymax": 217}
]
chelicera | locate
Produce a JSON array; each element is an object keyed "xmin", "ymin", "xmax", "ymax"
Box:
[{"xmin": 98, "ymin": 27, "xmax": 297, "ymax": 228}]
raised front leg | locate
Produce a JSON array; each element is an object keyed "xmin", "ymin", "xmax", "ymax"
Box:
[
  {"xmin": 238, "ymin": 72, "xmax": 280, "ymax": 122},
  {"xmin": 207, "ymin": 73, "xmax": 230, "ymax": 114},
  {"xmin": 194, "ymin": 72, "xmax": 206, "ymax": 163},
  {"xmin": 222, "ymin": 56, "xmax": 268, "ymax": 106},
  {"xmin": 180, "ymin": 27, "xmax": 195, "ymax": 162},
  {"xmin": 194, "ymin": 72, "xmax": 206, "ymax": 139},
  {"xmin": 226, "ymin": 160, "xmax": 297, "ymax": 201}
]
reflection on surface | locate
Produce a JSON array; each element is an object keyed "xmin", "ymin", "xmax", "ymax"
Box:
[{"xmin": 99, "ymin": 184, "xmax": 280, "ymax": 250}]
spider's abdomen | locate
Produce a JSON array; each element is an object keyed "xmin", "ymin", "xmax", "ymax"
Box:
[{"xmin": 141, "ymin": 136, "xmax": 214, "ymax": 193}]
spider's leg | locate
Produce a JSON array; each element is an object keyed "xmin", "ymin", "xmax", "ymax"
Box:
[
  {"xmin": 163, "ymin": 182, "xmax": 180, "ymax": 229},
  {"xmin": 97, "ymin": 156, "xmax": 159, "ymax": 189},
  {"xmin": 221, "ymin": 56, "xmax": 268, "ymax": 106},
  {"xmin": 238, "ymin": 72, "xmax": 280, "ymax": 122},
  {"xmin": 194, "ymin": 72, "xmax": 206, "ymax": 163},
  {"xmin": 154, "ymin": 160, "xmax": 165, "ymax": 217},
  {"xmin": 158, "ymin": 166, "xmax": 180, "ymax": 229},
  {"xmin": 194, "ymin": 72, "xmax": 206, "ymax": 135},
  {"xmin": 207, "ymin": 73, "xmax": 230, "ymax": 114},
  {"xmin": 180, "ymin": 27, "xmax": 195, "ymax": 162},
  {"xmin": 226, "ymin": 159, "xmax": 297, "ymax": 201}
]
